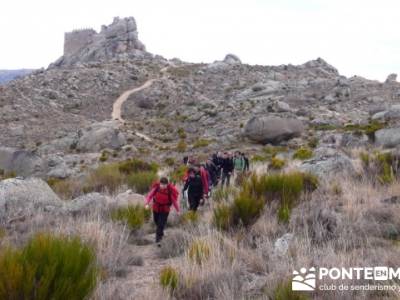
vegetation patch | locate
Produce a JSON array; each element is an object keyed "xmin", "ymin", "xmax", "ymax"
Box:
[
  {"xmin": 111, "ymin": 204, "xmax": 151, "ymax": 230},
  {"xmin": 293, "ymin": 147, "xmax": 313, "ymax": 160},
  {"xmin": 0, "ymin": 233, "xmax": 98, "ymax": 300},
  {"xmin": 160, "ymin": 266, "xmax": 179, "ymax": 292}
]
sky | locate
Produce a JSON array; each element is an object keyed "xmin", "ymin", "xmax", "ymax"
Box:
[{"xmin": 0, "ymin": 0, "xmax": 399, "ymax": 81}]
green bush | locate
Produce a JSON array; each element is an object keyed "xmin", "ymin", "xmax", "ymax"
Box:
[
  {"xmin": 273, "ymin": 280, "xmax": 310, "ymax": 300},
  {"xmin": 243, "ymin": 172, "xmax": 318, "ymax": 223},
  {"xmin": 164, "ymin": 157, "xmax": 175, "ymax": 166},
  {"xmin": 269, "ymin": 157, "xmax": 286, "ymax": 170},
  {"xmin": 193, "ymin": 139, "xmax": 212, "ymax": 148},
  {"xmin": 118, "ymin": 158, "xmax": 158, "ymax": 175},
  {"xmin": 360, "ymin": 151, "xmax": 370, "ymax": 167},
  {"xmin": 376, "ymin": 152, "xmax": 394, "ymax": 184},
  {"xmin": 99, "ymin": 150, "xmax": 109, "ymax": 162},
  {"xmin": 0, "ymin": 233, "xmax": 98, "ymax": 300},
  {"xmin": 176, "ymin": 139, "xmax": 187, "ymax": 152},
  {"xmin": 232, "ymin": 188, "xmax": 265, "ymax": 227},
  {"xmin": 251, "ymin": 154, "xmax": 269, "ymax": 162},
  {"xmin": 46, "ymin": 177, "xmax": 81, "ymax": 200},
  {"xmin": 84, "ymin": 163, "xmax": 124, "ymax": 193},
  {"xmin": 293, "ymin": 147, "xmax": 313, "ymax": 160},
  {"xmin": 213, "ymin": 203, "xmax": 234, "ymax": 231},
  {"xmin": 212, "ymin": 186, "xmax": 237, "ymax": 202},
  {"xmin": 177, "ymin": 128, "xmax": 187, "ymax": 139},
  {"xmin": 127, "ymin": 171, "xmax": 158, "ymax": 194},
  {"xmin": 111, "ymin": 204, "xmax": 151, "ymax": 230},
  {"xmin": 344, "ymin": 120, "xmax": 385, "ymax": 141},
  {"xmin": 160, "ymin": 266, "xmax": 179, "ymax": 291}
]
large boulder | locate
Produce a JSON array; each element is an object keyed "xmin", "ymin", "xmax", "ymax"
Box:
[
  {"xmin": 76, "ymin": 121, "xmax": 127, "ymax": 152},
  {"xmin": 244, "ymin": 117, "xmax": 304, "ymax": 144},
  {"xmin": 299, "ymin": 147, "xmax": 355, "ymax": 178},
  {"xmin": 0, "ymin": 177, "xmax": 62, "ymax": 220},
  {"xmin": 66, "ymin": 193, "xmax": 110, "ymax": 216},
  {"xmin": 375, "ymin": 127, "xmax": 400, "ymax": 148},
  {"xmin": 0, "ymin": 147, "xmax": 45, "ymax": 177}
]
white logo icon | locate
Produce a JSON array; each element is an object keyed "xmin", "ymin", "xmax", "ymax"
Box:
[{"xmin": 292, "ymin": 267, "xmax": 316, "ymax": 291}]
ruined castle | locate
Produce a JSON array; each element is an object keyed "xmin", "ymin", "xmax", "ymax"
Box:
[{"xmin": 54, "ymin": 17, "xmax": 147, "ymax": 67}]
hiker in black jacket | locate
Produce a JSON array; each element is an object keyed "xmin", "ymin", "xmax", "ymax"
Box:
[
  {"xmin": 212, "ymin": 151, "xmax": 223, "ymax": 181},
  {"xmin": 242, "ymin": 152, "xmax": 250, "ymax": 171},
  {"xmin": 221, "ymin": 152, "xmax": 234, "ymax": 187},
  {"xmin": 205, "ymin": 159, "xmax": 218, "ymax": 188},
  {"xmin": 183, "ymin": 167, "xmax": 204, "ymax": 211}
]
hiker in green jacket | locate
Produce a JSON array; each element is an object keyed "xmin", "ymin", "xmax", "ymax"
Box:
[{"xmin": 233, "ymin": 151, "xmax": 245, "ymax": 173}]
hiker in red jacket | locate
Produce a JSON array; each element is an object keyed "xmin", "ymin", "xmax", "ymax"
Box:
[{"xmin": 145, "ymin": 177, "xmax": 180, "ymax": 245}]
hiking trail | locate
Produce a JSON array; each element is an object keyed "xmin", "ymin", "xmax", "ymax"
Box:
[{"xmin": 111, "ymin": 66, "xmax": 171, "ymax": 144}]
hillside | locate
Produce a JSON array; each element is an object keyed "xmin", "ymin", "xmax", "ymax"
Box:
[{"xmin": 1, "ymin": 16, "xmax": 400, "ymax": 300}]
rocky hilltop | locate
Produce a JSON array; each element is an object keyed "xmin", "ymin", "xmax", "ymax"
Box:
[
  {"xmin": 52, "ymin": 17, "xmax": 149, "ymax": 67},
  {"xmin": 1, "ymin": 16, "xmax": 400, "ymax": 300}
]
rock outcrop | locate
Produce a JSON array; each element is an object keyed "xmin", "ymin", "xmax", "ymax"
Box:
[
  {"xmin": 244, "ymin": 117, "xmax": 304, "ymax": 144},
  {"xmin": 0, "ymin": 178, "xmax": 62, "ymax": 220},
  {"xmin": 375, "ymin": 127, "xmax": 400, "ymax": 148},
  {"xmin": 52, "ymin": 17, "xmax": 149, "ymax": 67}
]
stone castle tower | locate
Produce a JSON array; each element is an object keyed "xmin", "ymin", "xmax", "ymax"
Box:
[{"xmin": 53, "ymin": 17, "xmax": 147, "ymax": 67}]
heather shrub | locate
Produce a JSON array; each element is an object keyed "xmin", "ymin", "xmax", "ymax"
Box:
[
  {"xmin": 160, "ymin": 266, "xmax": 179, "ymax": 292},
  {"xmin": 118, "ymin": 158, "xmax": 158, "ymax": 175},
  {"xmin": 269, "ymin": 157, "xmax": 286, "ymax": 170},
  {"xmin": 0, "ymin": 233, "xmax": 98, "ymax": 300},
  {"xmin": 232, "ymin": 188, "xmax": 265, "ymax": 227},
  {"xmin": 293, "ymin": 147, "xmax": 313, "ymax": 160},
  {"xmin": 110, "ymin": 204, "xmax": 151, "ymax": 230},
  {"xmin": 188, "ymin": 239, "xmax": 211, "ymax": 265},
  {"xmin": 126, "ymin": 171, "xmax": 158, "ymax": 194},
  {"xmin": 213, "ymin": 203, "xmax": 234, "ymax": 231},
  {"xmin": 84, "ymin": 163, "xmax": 124, "ymax": 193}
]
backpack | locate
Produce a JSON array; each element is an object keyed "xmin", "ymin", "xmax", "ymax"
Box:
[
  {"xmin": 188, "ymin": 172, "xmax": 203, "ymax": 194},
  {"xmin": 153, "ymin": 183, "xmax": 172, "ymax": 207}
]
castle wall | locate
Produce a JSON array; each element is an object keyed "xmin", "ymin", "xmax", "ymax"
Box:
[{"xmin": 64, "ymin": 29, "xmax": 97, "ymax": 56}]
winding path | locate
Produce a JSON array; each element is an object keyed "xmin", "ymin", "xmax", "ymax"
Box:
[{"xmin": 111, "ymin": 66, "xmax": 171, "ymax": 142}]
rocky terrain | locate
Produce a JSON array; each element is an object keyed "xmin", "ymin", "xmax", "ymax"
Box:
[{"xmin": 1, "ymin": 16, "xmax": 400, "ymax": 300}]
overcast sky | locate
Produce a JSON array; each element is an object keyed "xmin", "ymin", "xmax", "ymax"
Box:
[{"xmin": 1, "ymin": 0, "xmax": 399, "ymax": 81}]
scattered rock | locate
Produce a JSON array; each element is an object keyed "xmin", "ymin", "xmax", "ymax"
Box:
[
  {"xmin": 375, "ymin": 127, "xmax": 400, "ymax": 148},
  {"xmin": 273, "ymin": 233, "xmax": 294, "ymax": 256},
  {"xmin": 67, "ymin": 193, "xmax": 110, "ymax": 216},
  {"xmin": 244, "ymin": 117, "xmax": 304, "ymax": 144}
]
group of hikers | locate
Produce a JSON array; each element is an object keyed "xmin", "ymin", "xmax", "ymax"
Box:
[{"xmin": 145, "ymin": 151, "xmax": 250, "ymax": 245}]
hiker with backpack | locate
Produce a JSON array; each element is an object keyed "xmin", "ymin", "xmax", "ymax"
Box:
[
  {"xmin": 205, "ymin": 159, "xmax": 218, "ymax": 191},
  {"xmin": 233, "ymin": 151, "xmax": 246, "ymax": 173},
  {"xmin": 183, "ymin": 166, "xmax": 204, "ymax": 211},
  {"xmin": 145, "ymin": 177, "xmax": 180, "ymax": 245},
  {"xmin": 242, "ymin": 152, "xmax": 250, "ymax": 171},
  {"xmin": 221, "ymin": 152, "xmax": 234, "ymax": 187}
]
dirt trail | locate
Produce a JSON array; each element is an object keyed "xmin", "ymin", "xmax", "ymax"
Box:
[{"xmin": 111, "ymin": 65, "xmax": 172, "ymax": 143}]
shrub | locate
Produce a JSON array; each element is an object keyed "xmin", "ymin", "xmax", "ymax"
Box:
[
  {"xmin": 84, "ymin": 163, "xmax": 124, "ymax": 193},
  {"xmin": 164, "ymin": 157, "xmax": 175, "ymax": 166},
  {"xmin": 213, "ymin": 203, "xmax": 234, "ymax": 231},
  {"xmin": 232, "ymin": 188, "xmax": 265, "ymax": 227},
  {"xmin": 47, "ymin": 177, "xmax": 82, "ymax": 200},
  {"xmin": 99, "ymin": 150, "xmax": 109, "ymax": 162},
  {"xmin": 188, "ymin": 239, "xmax": 211, "ymax": 265},
  {"xmin": 0, "ymin": 227, "xmax": 5, "ymax": 240},
  {"xmin": 308, "ymin": 137, "xmax": 319, "ymax": 148},
  {"xmin": 160, "ymin": 266, "xmax": 179, "ymax": 291},
  {"xmin": 118, "ymin": 158, "xmax": 158, "ymax": 175},
  {"xmin": 251, "ymin": 154, "xmax": 269, "ymax": 162},
  {"xmin": 376, "ymin": 152, "xmax": 394, "ymax": 184},
  {"xmin": 293, "ymin": 147, "xmax": 313, "ymax": 160},
  {"xmin": 269, "ymin": 157, "xmax": 286, "ymax": 170},
  {"xmin": 111, "ymin": 204, "xmax": 151, "ymax": 230},
  {"xmin": 244, "ymin": 172, "xmax": 318, "ymax": 223},
  {"xmin": 263, "ymin": 145, "xmax": 287, "ymax": 158},
  {"xmin": 193, "ymin": 139, "xmax": 212, "ymax": 148},
  {"xmin": 180, "ymin": 211, "xmax": 199, "ymax": 225},
  {"xmin": 360, "ymin": 151, "xmax": 370, "ymax": 167},
  {"xmin": 176, "ymin": 139, "xmax": 187, "ymax": 152},
  {"xmin": 212, "ymin": 186, "xmax": 236, "ymax": 202},
  {"xmin": 273, "ymin": 280, "xmax": 310, "ymax": 300},
  {"xmin": 177, "ymin": 128, "xmax": 187, "ymax": 139},
  {"xmin": 0, "ymin": 233, "xmax": 98, "ymax": 300},
  {"xmin": 126, "ymin": 171, "xmax": 158, "ymax": 194}
]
